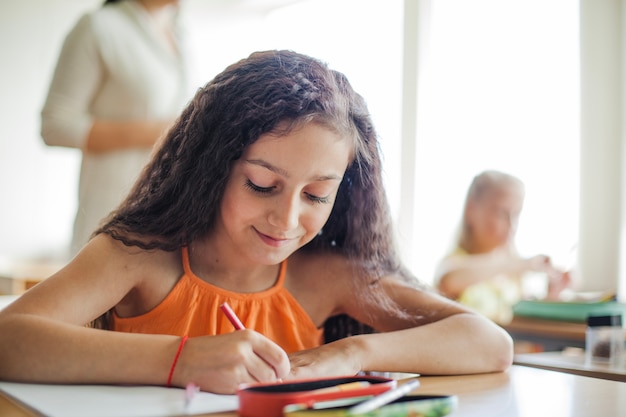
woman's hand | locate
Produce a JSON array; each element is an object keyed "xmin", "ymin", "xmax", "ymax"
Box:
[
  {"xmin": 286, "ymin": 338, "xmax": 362, "ymax": 380},
  {"xmin": 172, "ymin": 330, "xmax": 290, "ymax": 394}
]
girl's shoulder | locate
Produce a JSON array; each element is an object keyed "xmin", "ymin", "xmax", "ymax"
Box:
[
  {"xmin": 78, "ymin": 234, "xmax": 182, "ymax": 288},
  {"xmin": 80, "ymin": 234, "xmax": 183, "ymax": 317}
]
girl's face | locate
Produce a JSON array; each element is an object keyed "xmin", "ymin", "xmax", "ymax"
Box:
[
  {"xmin": 467, "ymin": 186, "xmax": 523, "ymax": 252},
  {"xmin": 216, "ymin": 123, "xmax": 353, "ymax": 266}
]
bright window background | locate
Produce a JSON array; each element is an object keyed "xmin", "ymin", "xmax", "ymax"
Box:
[
  {"xmin": 411, "ymin": 0, "xmax": 580, "ymax": 284},
  {"xmin": 0, "ymin": 0, "xmax": 580, "ymax": 288},
  {"xmin": 252, "ymin": 0, "xmax": 580, "ymax": 284}
]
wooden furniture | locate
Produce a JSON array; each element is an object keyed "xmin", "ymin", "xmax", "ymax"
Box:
[
  {"xmin": 505, "ymin": 299, "xmax": 626, "ymax": 352},
  {"xmin": 503, "ymin": 315, "xmax": 587, "ymax": 351},
  {"xmin": 515, "ymin": 349, "xmax": 626, "ymax": 382},
  {"xmin": 2, "ymin": 365, "xmax": 626, "ymax": 416}
]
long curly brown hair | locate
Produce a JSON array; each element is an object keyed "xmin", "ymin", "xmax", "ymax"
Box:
[{"xmin": 94, "ymin": 50, "xmax": 408, "ymax": 339}]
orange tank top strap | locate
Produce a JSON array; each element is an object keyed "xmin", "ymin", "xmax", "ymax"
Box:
[
  {"xmin": 181, "ymin": 246, "xmax": 287, "ymax": 290},
  {"xmin": 182, "ymin": 246, "xmax": 192, "ymax": 276}
]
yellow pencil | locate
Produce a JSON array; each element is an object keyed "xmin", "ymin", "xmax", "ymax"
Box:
[{"xmin": 311, "ymin": 381, "xmax": 371, "ymax": 394}]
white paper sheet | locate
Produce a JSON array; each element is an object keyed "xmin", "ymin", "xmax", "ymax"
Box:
[{"xmin": 0, "ymin": 382, "xmax": 238, "ymax": 417}]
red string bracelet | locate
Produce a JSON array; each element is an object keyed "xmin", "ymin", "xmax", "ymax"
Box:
[{"xmin": 167, "ymin": 335, "xmax": 189, "ymax": 387}]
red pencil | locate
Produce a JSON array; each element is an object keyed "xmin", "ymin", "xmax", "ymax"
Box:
[{"xmin": 220, "ymin": 302, "xmax": 245, "ymax": 330}]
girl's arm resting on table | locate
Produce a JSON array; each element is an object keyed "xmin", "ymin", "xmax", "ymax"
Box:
[
  {"xmin": 0, "ymin": 235, "xmax": 289, "ymax": 393},
  {"xmin": 0, "ymin": 236, "xmax": 182, "ymax": 387},
  {"xmin": 358, "ymin": 312, "xmax": 512, "ymax": 375},
  {"xmin": 288, "ymin": 277, "xmax": 513, "ymax": 380},
  {"xmin": 0, "ymin": 316, "xmax": 288, "ymax": 394},
  {"xmin": 0, "ymin": 316, "xmax": 181, "ymax": 385},
  {"xmin": 288, "ymin": 313, "xmax": 513, "ymax": 380}
]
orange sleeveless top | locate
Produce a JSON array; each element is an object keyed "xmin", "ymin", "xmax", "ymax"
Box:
[{"xmin": 111, "ymin": 248, "xmax": 323, "ymax": 353}]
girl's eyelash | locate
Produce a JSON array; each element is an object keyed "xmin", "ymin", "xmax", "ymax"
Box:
[
  {"xmin": 245, "ymin": 179, "xmax": 274, "ymax": 194},
  {"xmin": 306, "ymin": 193, "xmax": 330, "ymax": 204},
  {"xmin": 245, "ymin": 179, "xmax": 330, "ymax": 204}
]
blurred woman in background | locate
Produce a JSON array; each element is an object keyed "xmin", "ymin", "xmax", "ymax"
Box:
[{"xmin": 41, "ymin": 0, "xmax": 189, "ymax": 256}]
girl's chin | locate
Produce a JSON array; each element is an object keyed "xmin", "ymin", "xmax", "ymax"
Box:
[
  {"xmin": 250, "ymin": 252, "xmax": 293, "ymax": 266},
  {"xmin": 249, "ymin": 242, "xmax": 300, "ymax": 264}
]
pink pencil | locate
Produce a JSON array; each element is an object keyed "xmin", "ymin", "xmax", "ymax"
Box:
[
  {"xmin": 220, "ymin": 302, "xmax": 245, "ymax": 330},
  {"xmin": 184, "ymin": 382, "xmax": 200, "ymax": 410}
]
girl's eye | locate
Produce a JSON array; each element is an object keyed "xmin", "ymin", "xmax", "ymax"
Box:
[
  {"xmin": 246, "ymin": 179, "xmax": 331, "ymax": 204},
  {"xmin": 306, "ymin": 193, "xmax": 330, "ymax": 204},
  {"xmin": 245, "ymin": 179, "xmax": 274, "ymax": 194}
]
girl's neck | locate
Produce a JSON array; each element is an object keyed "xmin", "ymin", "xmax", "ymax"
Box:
[{"xmin": 187, "ymin": 239, "xmax": 280, "ymax": 293}]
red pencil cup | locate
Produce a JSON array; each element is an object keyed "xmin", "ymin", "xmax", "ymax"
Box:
[{"xmin": 237, "ymin": 375, "xmax": 395, "ymax": 417}]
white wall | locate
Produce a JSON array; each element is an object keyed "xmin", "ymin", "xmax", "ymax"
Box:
[
  {"xmin": 579, "ymin": 0, "xmax": 626, "ymax": 296},
  {"xmin": 0, "ymin": 0, "xmax": 257, "ymax": 261},
  {"xmin": 404, "ymin": 0, "xmax": 581, "ymax": 286},
  {"xmin": 0, "ymin": 0, "xmax": 100, "ymax": 261}
]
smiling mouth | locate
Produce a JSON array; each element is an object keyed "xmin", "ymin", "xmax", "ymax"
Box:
[{"xmin": 254, "ymin": 228, "xmax": 294, "ymax": 248}]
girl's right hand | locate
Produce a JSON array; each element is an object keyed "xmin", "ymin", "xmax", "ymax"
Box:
[{"xmin": 171, "ymin": 330, "xmax": 290, "ymax": 394}]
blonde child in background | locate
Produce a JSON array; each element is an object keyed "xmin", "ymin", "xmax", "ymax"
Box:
[
  {"xmin": 435, "ymin": 170, "xmax": 571, "ymax": 324},
  {"xmin": 0, "ymin": 51, "xmax": 512, "ymax": 394}
]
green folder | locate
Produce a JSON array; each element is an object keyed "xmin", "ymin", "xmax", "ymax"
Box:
[{"xmin": 513, "ymin": 300, "xmax": 626, "ymax": 322}]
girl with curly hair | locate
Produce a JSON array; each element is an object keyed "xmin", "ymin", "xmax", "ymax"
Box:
[{"xmin": 0, "ymin": 50, "xmax": 512, "ymax": 394}]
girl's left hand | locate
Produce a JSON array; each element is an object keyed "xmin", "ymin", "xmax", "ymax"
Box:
[{"xmin": 286, "ymin": 339, "xmax": 362, "ymax": 380}]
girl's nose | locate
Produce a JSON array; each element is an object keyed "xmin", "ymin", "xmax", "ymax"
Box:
[{"xmin": 268, "ymin": 194, "xmax": 300, "ymax": 231}]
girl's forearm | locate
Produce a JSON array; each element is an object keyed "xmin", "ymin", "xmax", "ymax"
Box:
[
  {"xmin": 0, "ymin": 314, "xmax": 180, "ymax": 385},
  {"xmin": 352, "ymin": 313, "xmax": 513, "ymax": 375}
]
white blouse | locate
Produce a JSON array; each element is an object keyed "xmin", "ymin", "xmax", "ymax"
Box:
[{"xmin": 41, "ymin": 1, "xmax": 189, "ymax": 254}]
